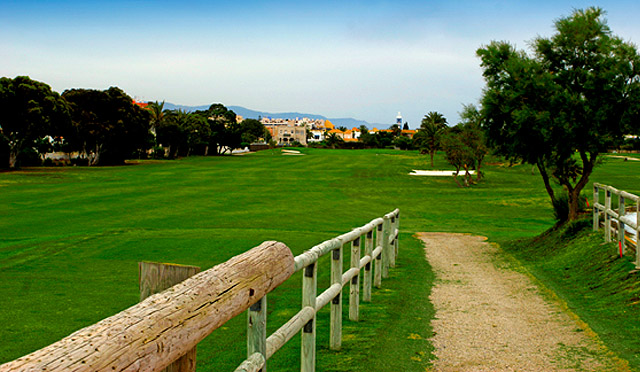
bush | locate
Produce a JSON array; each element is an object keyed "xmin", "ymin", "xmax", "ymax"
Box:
[
  {"xmin": 18, "ymin": 147, "xmax": 42, "ymax": 167},
  {"xmin": 71, "ymin": 157, "xmax": 89, "ymax": 166},
  {"xmin": 552, "ymin": 191, "xmax": 587, "ymax": 222},
  {"xmin": 152, "ymin": 146, "xmax": 165, "ymax": 159}
]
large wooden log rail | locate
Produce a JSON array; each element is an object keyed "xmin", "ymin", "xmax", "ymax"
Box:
[
  {"xmin": 0, "ymin": 209, "xmax": 401, "ymax": 372},
  {"xmin": 593, "ymin": 183, "xmax": 640, "ymax": 268}
]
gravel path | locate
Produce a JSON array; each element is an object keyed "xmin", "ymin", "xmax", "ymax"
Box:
[{"xmin": 417, "ymin": 232, "xmax": 628, "ymax": 372}]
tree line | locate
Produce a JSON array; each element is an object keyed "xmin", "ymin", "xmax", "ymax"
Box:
[{"xmin": 0, "ymin": 78, "xmax": 269, "ymax": 168}]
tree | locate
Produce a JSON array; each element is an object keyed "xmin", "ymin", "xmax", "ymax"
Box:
[
  {"xmin": 403, "ymin": 122, "xmax": 409, "ymax": 130},
  {"xmin": 458, "ymin": 104, "xmax": 488, "ymax": 180},
  {"xmin": 477, "ymin": 7, "xmax": 640, "ymax": 220},
  {"xmin": 0, "ymin": 76, "xmax": 70, "ymax": 168},
  {"xmin": 393, "ymin": 135, "xmax": 412, "ymax": 150},
  {"xmin": 324, "ymin": 132, "xmax": 343, "ymax": 149},
  {"xmin": 63, "ymin": 87, "xmax": 152, "ymax": 165},
  {"xmin": 157, "ymin": 109, "xmax": 189, "ymax": 158},
  {"xmin": 239, "ymin": 118, "xmax": 267, "ymax": 145},
  {"xmin": 201, "ymin": 103, "xmax": 239, "ymax": 155},
  {"xmin": 389, "ymin": 124, "xmax": 402, "ymax": 137},
  {"xmin": 337, "ymin": 126, "xmax": 348, "ymax": 132},
  {"xmin": 147, "ymin": 101, "xmax": 166, "ymax": 136},
  {"xmin": 418, "ymin": 111, "xmax": 448, "ymax": 166},
  {"xmin": 441, "ymin": 123, "xmax": 486, "ymax": 187}
]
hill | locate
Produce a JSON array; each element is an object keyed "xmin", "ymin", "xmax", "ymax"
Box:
[{"xmin": 161, "ymin": 102, "xmax": 389, "ymax": 129}]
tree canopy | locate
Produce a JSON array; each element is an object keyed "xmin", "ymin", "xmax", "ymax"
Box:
[
  {"xmin": 0, "ymin": 76, "xmax": 70, "ymax": 168},
  {"xmin": 477, "ymin": 7, "xmax": 640, "ymax": 220},
  {"xmin": 62, "ymin": 87, "xmax": 152, "ymax": 165},
  {"xmin": 416, "ymin": 111, "xmax": 448, "ymax": 166}
]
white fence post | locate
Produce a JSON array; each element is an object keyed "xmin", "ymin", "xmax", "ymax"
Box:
[
  {"xmin": 619, "ymin": 194, "xmax": 626, "ymax": 254},
  {"xmin": 330, "ymin": 245, "xmax": 343, "ymax": 350},
  {"xmin": 382, "ymin": 216, "xmax": 391, "ymax": 279},
  {"xmin": 349, "ymin": 236, "xmax": 361, "ymax": 322},
  {"xmin": 301, "ymin": 261, "xmax": 317, "ymax": 372},
  {"xmin": 363, "ymin": 230, "xmax": 373, "ymax": 302},
  {"xmin": 593, "ymin": 184, "xmax": 599, "ymax": 231},
  {"xmin": 605, "ymin": 188, "xmax": 612, "ymax": 242},
  {"xmin": 247, "ymin": 296, "xmax": 267, "ymax": 372},
  {"xmin": 374, "ymin": 223, "xmax": 383, "ymax": 288}
]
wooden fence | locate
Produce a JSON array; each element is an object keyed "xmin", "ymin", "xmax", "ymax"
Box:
[
  {"xmin": 0, "ymin": 209, "xmax": 400, "ymax": 372},
  {"xmin": 592, "ymin": 183, "xmax": 640, "ymax": 268}
]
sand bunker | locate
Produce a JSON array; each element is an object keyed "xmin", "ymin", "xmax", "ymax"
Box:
[
  {"xmin": 282, "ymin": 149, "xmax": 305, "ymax": 155},
  {"xmin": 410, "ymin": 169, "xmax": 476, "ymax": 176}
]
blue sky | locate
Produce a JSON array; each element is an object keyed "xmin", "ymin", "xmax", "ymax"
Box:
[{"xmin": 2, "ymin": 1, "xmax": 640, "ymax": 127}]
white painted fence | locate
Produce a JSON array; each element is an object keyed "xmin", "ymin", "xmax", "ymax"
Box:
[{"xmin": 592, "ymin": 183, "xmax": 640, "ymax": 268}]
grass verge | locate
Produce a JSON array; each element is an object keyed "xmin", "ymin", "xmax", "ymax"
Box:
[{"xmin": 502, "ymin": 219, "xmax": 640, "ymax": 370}]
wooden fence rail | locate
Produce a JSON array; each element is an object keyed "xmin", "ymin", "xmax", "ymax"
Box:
[
  {"xmin": 593, "ymin": 183, "xmax": 640, "ymax": 268},
  {"xmin": 236, "ymin": 208, "xmax": 400, "ymax": 372},
  {"xmin": 0, "ymin": 209, "xmax": 400, "ymax": 372}
]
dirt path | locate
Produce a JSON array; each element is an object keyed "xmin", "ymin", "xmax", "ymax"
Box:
[{"xmin": 417, "ymin": 232, "xmax": 628, "ymax": 372}]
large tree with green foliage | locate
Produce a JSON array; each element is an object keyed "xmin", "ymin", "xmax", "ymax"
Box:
[
  {"xmin": 239, "ymin": 118, "xmax": 269, "ymax": 145},
  {"xmin": 62, "ymin": 87, "xmax": 152, "ymax": 165},
  {"xmin": 477, "ymin": 7, "xmax": 640, "ymax": 221},
  {"xmin": 416, "ymin": 111, "xmax": 448, "ymax": 166},
  {"xmin": 198, "ymin": 104, "xmax": 239, "ymax": 155},
  {"xmin": 0, "ymin": 76, "xmax": 70, "ymax": 169}
]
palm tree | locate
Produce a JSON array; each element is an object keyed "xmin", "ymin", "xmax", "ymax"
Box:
[
  {"xmin": 147, "ymin": 101, "xmax": 167, "ymax": 138},
  {"xmin": 419, "ymin": 111, "xmax": 448, "ymax": 166}
]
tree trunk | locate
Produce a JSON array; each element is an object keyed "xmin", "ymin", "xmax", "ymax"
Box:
[
  {"xmin": 452, "ymin": 168, "xmax": 463, "ymax": 188},
  {"xmin": 430, "ymin": 150, "xmax": 434, "ymax": 167},
  {"xmin": 8, "ymin": 149, "xmax": 18, "ymax": 169},
  {"xmin": 204, "ymin": 145, "xmax": 209, "ymax": 156},
  {"xmin": 476, "ymin": 158, "xmax": 483, "ymax": 181},
  {"xmin": 567, "ymin": 188, "xmax": 581, "ymax": 221},
  {"xmin": 536, "ymin": 159, "xmax": 556, "ymax": 205},
  {"xmin": 565, "ymin": 151, "xmax": 596, "ymax": 221}
]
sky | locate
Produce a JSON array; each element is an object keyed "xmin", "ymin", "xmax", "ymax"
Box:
[{"xmin": 2, "ymin": 1, "xmax": 640, "ymax": 128}]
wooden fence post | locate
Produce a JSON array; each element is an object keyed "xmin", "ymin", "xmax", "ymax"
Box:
[
  {"xmin": 248, "ymin": 296, "xmax": 267, "ymax": 372},
  {"xmin": 139, "ymin": 262, "xmax": 200, "ymax": 372},
  {"xmin": 330, "ymin": 245, "xmax": 343, "ymax": 350},
  {"xmin": 619, "ymin": 194, "xmax": 626, "ymax": 254},
  {"xmin": 389, "ymin": 216, "xmax": 397, "ymax": 268},
  {"xmin": 637, "ymin": 199, "xmax": 640, "ymax": 269},
  {"xmin": 605, "ymin": 188, "xmax": 612, "ymax": 243},
  {"xmin": 395, "ymin": 212, "xmax": 400, "ymax": 263},
  {"xmin": 593, "ymin": 185, "xmax": 600, "ymax": 231},
  {"xmin": 374, "ymin": 223, "xmax": 383, "ymax": 288},
  {"xmin": 382, "ymin": 216, "xmax": 391, "ymax": 279},
  {"xmin": 350, "ymin": 236, "xmax": 361, "ymax": 321},
  {"xmin": 363, "ymin": 230, "xmax": 373, "ymax": 302},
  {"xmin": 301, "ymin": 261, "xmax": 317, "ymax": 372}
]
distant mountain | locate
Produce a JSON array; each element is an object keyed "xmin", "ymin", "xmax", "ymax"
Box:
[{"xmin": 160, "ymin": 102, "xmax": 389, "ymax": 129}]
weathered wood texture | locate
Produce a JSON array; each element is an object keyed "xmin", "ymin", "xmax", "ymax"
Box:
[
  {"xmin": 247, "ymin": 296, "xmax": 267, "ymax": 372},
  {"xmin": 301, "ymin": 262, "xmax": 317, "ymax": 372},
  {"xmin": 330, "ymin": 246, "xmax": 343, "ymax": 350},
  {"xmin": 139, "ymin": 262, "xmax": 201, "ymax": 301},
  {"xmin": 1, "ymin": 241, "xmax": 294, "ymax": 372},
  {"xmin": 139, "ymin": 262, "xmax": 201, "ymax": 372},
  {"xmin": 374, "ymin": 223, "xmax": 383, "ymax": 288},
  {"xmin": 233, "ymin": 352, "xmax": 265, "ymax": 372},
  {"xmin": 363, "ymin": 230, "xmax": 373, "ymax": 302},
  {"xmin": 349, "ymin": 237, "xmax": 361, "ymax": 321}
]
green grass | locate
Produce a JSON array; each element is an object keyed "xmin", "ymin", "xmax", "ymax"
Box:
[{"xmin": 1, "ymin": 148, "xmax": 638, "ymax": 370}]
